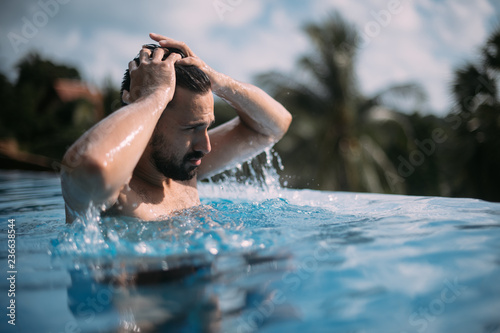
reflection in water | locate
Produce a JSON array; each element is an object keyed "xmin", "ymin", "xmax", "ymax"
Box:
[
  {"xmin": 67, "ymin": 251, "xmax": 295, "ymax": 332},
  {"xmin": 56, "ymin": 195, "xmax": 365, "ymax": 332}
]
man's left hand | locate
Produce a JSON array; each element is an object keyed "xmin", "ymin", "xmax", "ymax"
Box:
[{"xmin": 149, "ymin": 33, "xmax": 227, "ymax": 93}]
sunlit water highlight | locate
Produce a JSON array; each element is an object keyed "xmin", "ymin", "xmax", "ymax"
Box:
[{"xmin": 0, "ymin": 155, "xmax": 500, "ymax": 333}]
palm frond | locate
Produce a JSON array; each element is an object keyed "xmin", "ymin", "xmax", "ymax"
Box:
[
  {"xmin": 451, "ymin": 63, "xmax": 497, "ymax": 113},
  {"xmin": 483, "ymin": 26, "xmax": 500, "ymax": 72},
  {"xmin": 365, "ymin": 82, "xmax": 427, "ymax": 114},
  {"xmin": 255, "ymin": 71, "xmax": 331, "ymax": 115},
  {"xmin": 359, "ymin": 135, "xmax": 406, "ymax": 193}
]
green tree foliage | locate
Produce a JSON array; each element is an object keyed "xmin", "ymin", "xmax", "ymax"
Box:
[
  {"xmin": 102, "ymin": 76, "xmax": 122, "ymax": 117},
  {"xmin": 0, "ymin": 73, "xmax": 16, "ymax": 138},
  {"xmin": 258, "ymin": 12, "xmax": 500, "ymax": 201},
  {"xmin": 443, "ymin": 27, "xmax": 500, "ymax": 201},
  {"xmin": 1, "ymin": 23, "xmax": 498, "ymax": 201},
  {"xmin": 0, "ymin": 52, "xmax": 116, "ymax": 160},
  {"xmin": 2, "ymin": 52, "xmax": 80, "ymax": 156},
  {"xmin": 258, "ymin": 12, "xmax": 423, "ymax": 193}
]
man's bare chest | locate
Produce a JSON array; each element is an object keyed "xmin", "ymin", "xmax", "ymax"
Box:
[{"xmin": 109, "ymin": 183, "xmax": 201, "ymax": 220}]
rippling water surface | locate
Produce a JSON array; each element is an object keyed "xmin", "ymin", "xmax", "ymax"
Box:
[{"xmin": 1, "ymin": 170, "xmax": 500, "ymax": 333}]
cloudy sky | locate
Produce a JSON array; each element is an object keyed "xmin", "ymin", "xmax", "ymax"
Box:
[{"xmin": 1, "ymin": 0, "xmax": 498, "ymax": 115}]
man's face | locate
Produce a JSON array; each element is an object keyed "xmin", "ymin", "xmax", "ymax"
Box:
[{"xmin": 150, "ymin": 87, "xmax": 215, "ymax": 181}]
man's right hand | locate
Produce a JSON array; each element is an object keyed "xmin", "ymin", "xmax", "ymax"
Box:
[{"xmin": 122, "ymin": 46, "xmax": 182, "ymax": 105}]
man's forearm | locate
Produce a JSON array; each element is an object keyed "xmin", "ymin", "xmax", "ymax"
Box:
[
  {"xmin": 211, "ymin": 73, "xmax": 292, "ymax": 140},
  {"xmin": 61, "ymin": 91, "xmax": 169, "ymax": 209}
]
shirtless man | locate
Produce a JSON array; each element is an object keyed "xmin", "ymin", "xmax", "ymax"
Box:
[{"xmin": 60, "ymin": 33, "xmax": 292, "ymax": 222}]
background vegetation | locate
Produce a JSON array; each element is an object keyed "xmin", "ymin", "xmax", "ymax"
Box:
[{"xmin": 1, "ymin": 13, "xmax": 499, "ymax": 201}]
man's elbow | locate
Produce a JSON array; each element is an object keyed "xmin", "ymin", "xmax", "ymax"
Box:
[
  {"xmin": 61, "ymin": 150, "xmax": 108, "ymax": 187},
  {"xmin": 271, "ymin": 109, "xmax": 292, "ymax": 141},
  {"xmin": 282, "ymin": 110, "xmax": 293, "ymax": 135},
  {"xmin": 60, "ymin": 152, "xmax": 113, "ymax": 207}
]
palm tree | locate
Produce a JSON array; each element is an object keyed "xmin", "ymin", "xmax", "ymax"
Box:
[
  {"xmin": 258, "ymin": 12, "xmax": 423, "ymax": 193},
  {"xmin": 447, "ymin": 27, "xmax": 500, "ymax": 201}
]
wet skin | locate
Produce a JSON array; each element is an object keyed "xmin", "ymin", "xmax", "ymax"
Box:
[
  {"xmin": 61, "ymin": 33, "xmax": 292, "ymax": 222},
  {"xmin": 149, "ymin": 88, "xmax": 215, "ymax": 182},
  {"xmin": 111, "ymin": 88, "xmax": 215, "ymax": 219}
]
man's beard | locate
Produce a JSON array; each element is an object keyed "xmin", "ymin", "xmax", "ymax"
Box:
[
  {"xmin": 150, "ymin": 134, "xmax": 204, "ymax": 181},
  {"xmin": 151, "ymin": 149, "xmax": 203, "ymax": 181}
]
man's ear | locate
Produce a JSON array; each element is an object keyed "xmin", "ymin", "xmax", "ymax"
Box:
[{"xmin": 122, "ymin": 90, "xmax": 131, "ymax": 105}]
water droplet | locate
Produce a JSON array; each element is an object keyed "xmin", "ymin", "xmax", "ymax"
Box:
[{"xmin": 241, "ymin": 240, "xmax": 252, "ymax": 247}]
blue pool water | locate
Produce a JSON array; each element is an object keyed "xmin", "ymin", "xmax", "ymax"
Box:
[{"xmin": 1, "ymin": 169, "xmax": 500, "ymax": 333}]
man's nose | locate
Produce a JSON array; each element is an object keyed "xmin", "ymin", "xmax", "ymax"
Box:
[{"xmin": 194, "ymin": 130, "xmax": 211, "ymax": 155}]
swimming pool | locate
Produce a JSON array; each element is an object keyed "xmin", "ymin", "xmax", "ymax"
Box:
[{"xmin": 1, "ymin": 168, "xmax": 500, "ymax": 333}]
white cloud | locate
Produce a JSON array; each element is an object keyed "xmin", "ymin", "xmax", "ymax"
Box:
[
  {"xmin": 390, "ymin": 0, "xmax": 422, "ymax": 32},
  {"xmin": 158, "ymin": 1, "xmax": 221, "ymax": 36},
  {"xmin": 337, "ymin": 0, "xmax": 494, "ymax": 114},
  {"xmin": 315, "ymin": 0, "xmax": 369, "ymax": 23},
  {"xmin": 78, "ymin": 30, "xmax": 146, "ymax": 86},
  {"xmin": 1, "ymin": 0, "xmax": 498, "ymax": 115},
  {"xmin": 422, "ymin": 0, "xmax": 492, "ymax": 54},
  {"xmin": 217, "ymin": 0, "xmax": 264, "ymax": 27},
  {"xmin": 195, "ymin": 5, "xmax": 308, "ymax": 84}
]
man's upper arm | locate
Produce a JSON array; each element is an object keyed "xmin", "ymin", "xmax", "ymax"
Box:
[
  {"xmin": 60, "ymin": 165, "xmax": 121, "ymax": 221},
  {"xmin": 197, "ymin": 117, "xmax": 275, "ymax": 179}
]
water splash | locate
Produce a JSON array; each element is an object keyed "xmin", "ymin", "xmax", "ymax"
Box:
[
  {"xmin": 50, "ymin": 148, "xmax": 292, "ymax": 270},
  {"xmin": 200, "ymin": 148, "xmax": 285, "ymax": 200}
]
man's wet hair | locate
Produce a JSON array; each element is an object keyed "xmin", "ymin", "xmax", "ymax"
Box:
[{"xmin": 120, "ymin": 44, "xmax": 211, "ymax": 106}]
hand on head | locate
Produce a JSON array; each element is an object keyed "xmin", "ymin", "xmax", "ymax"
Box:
[
  {"xmin": 123, "ymin": 33, "xmax": 221, "ymax": 105},
  {"xmin": 149, "ymin": 33, "xmax": 216, "ymax": 79},
  {"xmin": 122, "ymin": 42, "xmax": 182, "ymax": 104}
]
